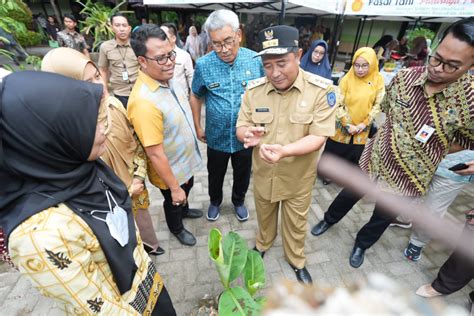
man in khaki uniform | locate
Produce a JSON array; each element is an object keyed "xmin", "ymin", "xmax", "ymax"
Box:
[
  {"xmin": 236, "ymin": 25, "xmax": 337, "ymax": 284},
  {"xmin": 98, "ymin": 13, "xmax": 139, "ymax": 108}
]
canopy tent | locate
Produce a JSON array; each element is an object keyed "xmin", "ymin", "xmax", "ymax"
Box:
[
  {"xmin": 142, "ymin": 0, "xmax": 344, "ymax": 15},
  {"xmin": 344, "ymin": 0, "xmax": 473, "ymax": 18}
]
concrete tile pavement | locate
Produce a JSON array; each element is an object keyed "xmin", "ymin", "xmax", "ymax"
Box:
[{"xmin": 1, "ymin": 139, "xmax": 473, "ymax": 315}]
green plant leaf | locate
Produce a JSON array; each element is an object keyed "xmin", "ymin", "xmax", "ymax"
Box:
[
  {"xmin": 208, "ymin": 228, "xmax": 230, "ymax": 288},
  {"xmin": 222, "ymin": 232, "xmax": 248, "ymax": 285},
  {"xmin": 243, "ymin": 250, "xmax": 266, "ymax": 297},
  {"xmin": 219, "ymin": 287, "xmax": 261, "ymax": 316}
]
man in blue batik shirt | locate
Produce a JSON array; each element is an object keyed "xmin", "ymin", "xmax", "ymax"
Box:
[{"xmin": 190, "ymin": 9, "xmax": 264, "ymax": 222}]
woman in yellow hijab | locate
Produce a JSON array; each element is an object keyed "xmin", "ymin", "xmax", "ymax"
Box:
[
  {"xmin": 42, "ymin": 47, "xmax": 164, "ymax": 256},
  {"xmin": 322, "ymin": 47, "xmax": 385, "ymax": 184}
]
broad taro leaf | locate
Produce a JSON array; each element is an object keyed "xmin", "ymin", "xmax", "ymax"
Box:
[
  {"xmin": 218, "ymin": 287, "xmax": 261, "ymax": 316},
  {"xmin": 222, "ymin": 232, "xmax": 248, "ymax": 285},
  {"xmin": 243, "ymin": 250, "xmax": 266, "ymax": 297}
]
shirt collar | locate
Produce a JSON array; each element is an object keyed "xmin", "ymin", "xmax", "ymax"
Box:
[
  {"xmin": 412, "ymin": 67, "xmax": 471, "ymax": 98},
  {"xmin": 265, "ymin": 68, "xmax": 304, "ymax": 95},
  {"xmin": 137, "ymin": 70, "xmax": 166, "ymax": 92},
  {"xmin": 112, "ymin": 39, "xmax": 131, "ymax": 47}
]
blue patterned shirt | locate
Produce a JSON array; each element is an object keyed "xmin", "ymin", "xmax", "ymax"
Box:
[
  {"xmin": 192, "ymin": 48, "xmax": 264, "ymax": 153},
  {"xmin": 435, "ymin": 150, "xmax": 474, "ymax": 183}
]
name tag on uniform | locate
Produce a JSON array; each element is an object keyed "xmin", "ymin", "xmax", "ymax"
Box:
[
  {"xmin": 122, "ymin": 71, "xmax": 129, "ymax": 81},
  {"xmin": 415, "ymin": 124, "xmax": 435, "ymax": 143},
  {"xmin": 396, "ymin": 99, "xmax": 410, "ymax": 108},
  {"xmin": 256, "ymin": 107, "xmax": 269, "ymax": 112},
  {"xmin": 208, "ymin": 82, "xmax": 220, "ymax": 89}
]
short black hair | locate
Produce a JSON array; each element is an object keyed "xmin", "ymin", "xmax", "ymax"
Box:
[
  {"xmin": 162, "ymin": 22, "xmax": 178, "ymax": 37},
  {"xmin": 110, "ymin": 13, "xmax": 129, "ymax": 25},
  {"xmin": 63, "ymin": 14, "xmax": 77, "ymax": 23},
  {"xmin": 131, "ymin": 24, "xmax": 168, "ymax": 57},
  {"xmin": 441, "ymin": 17, "xmax": 474, "ymax": 47}
]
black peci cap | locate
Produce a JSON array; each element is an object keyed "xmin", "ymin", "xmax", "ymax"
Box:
[{"xmin": 255, "ymin": 25, "xmax": 299, "ymax": 57}]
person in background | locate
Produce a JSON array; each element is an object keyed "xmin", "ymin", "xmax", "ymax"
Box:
[
  {"xmin": 402, "ymin": 150, "xmax": 474, "ymax": 261},
  {"xmin": 161, "ymin": 22, "xmax": 194, "ymax": 99},
  {"xmin": 46, "ymin": 15, "xmax": 60, "ymax": 41},
  {"xmin": 0, "ymin": 71, "xmax": 176, "ymax": 315},
  {"xmin": 57, "ymin": 13, "xmax": 89, "ymax": 58},
  {"xmin": 129, "ymin": 25, "xmax": 203, "ymax": 247},
  {"xmin": 372, "ymin": 34, "xmax": 393, "ymax": 69},
  {"xmin": 398, "ymin": 36, "xmax": 409, "ymax": 56},
  {"xmin": 98, "ymin": 13, "xmax": 139, "ymax": 108},
  {"xmin": 199, "ymin": 27, "xmax": 210, "ymax": 55},
  {"xmin": 184, "ymin": 25, "xmax": 202, "ymax": 62},
  {"xmin": 405, "ymin": 36, "xmax": 428, "ymax": 68},
  {"xmin": 312, "ymin": 47, "xmax": 384, "ymax": 228},
  {"xmin": 382, "ymin": 39, "xmax": 399, "ymax": 62},
  {"xmin": 42, "ymin": 47, "xmax": 164, "ymax": 256},
  {"xmin": 236, "ymin": 25, "xmax": 337, "ymax": 284},
  {"xmin": 300, "ymin": 39, "xmax": 332, "ymax": 80},
  {"xmin": 190, "ymin": 9, "xmax": 264, "ymax": 222}
]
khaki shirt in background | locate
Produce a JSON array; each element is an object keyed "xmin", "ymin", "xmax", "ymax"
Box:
[
  {"xmin": 98, "ymin": 39, "xmax": 139, "ymax": 97},
  {"xmin": 172, "ymin": 46, "xmax": 194, "ymax": 99},
  {"xmin": 236, "ymin": 70, "xmax": 337, "ymax": 203}
]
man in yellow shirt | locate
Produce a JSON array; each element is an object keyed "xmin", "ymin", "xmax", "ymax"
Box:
[{"xmin": 128, "ymin": 25, "xmax": 203, "ymax": 246}]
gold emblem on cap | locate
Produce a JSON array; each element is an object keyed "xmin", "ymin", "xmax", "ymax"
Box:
[{"xmin": 264, "ymin": 29, "xmax": 274, "ymax": 40}]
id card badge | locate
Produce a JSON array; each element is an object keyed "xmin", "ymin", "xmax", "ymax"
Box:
[
  {"xmin": 415, "ymin": 124, "xmax": 435, "ymax": 144},
  {"xmin": 122, "ymin": 71, "xmax": 129, "ymax": 81}
]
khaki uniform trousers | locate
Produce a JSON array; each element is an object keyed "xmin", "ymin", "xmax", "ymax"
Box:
[{"xmin": 255, "ymin": 189, "xmax": 312, "ymax": 269}]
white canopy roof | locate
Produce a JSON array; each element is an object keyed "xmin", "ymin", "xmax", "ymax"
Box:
[{"xmin": 142, "ymin": 0, "xmax": 473, "ymax": 18}]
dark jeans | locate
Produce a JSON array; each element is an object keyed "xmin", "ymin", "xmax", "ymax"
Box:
[
  {"xmin": 207, "ymin": 147, "xmax": 252, "ymax": 206},
  {"xmin": 115, "ymin": 95, "xmax": 129, "ymax": 109},
  {"xmin": 159, "ymin": 177, "xmax": 194, "ymax": 234},
  {"xmin": 323, "ymin": 138, "xmax": 365, "ymax": 165},
  {"xmin": 324, "ymin": 190, "xmax": 397, "ymax": 250},
  {"xmin": 432, "ymin": 224, "xmax": 474, "ymax": 296}
]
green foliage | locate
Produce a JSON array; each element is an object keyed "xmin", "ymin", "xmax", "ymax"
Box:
[
  {"xmin": 406, "ymin": 27, "xmax": 435, "ymax": 48},
  {"xmin": 208, "ymin": 228, "xmax": 266, "ymax": 315},
  {"xmin": 16, "ymin": 30, "xmax": 44, "ymax": 47},
  {"xmin": 162, "ymin": 11, "xmax": 178, "ymax": 24},
  {"xmin": 0, "ymin": 0, "xmax": 43, "ymax": 48},
  {"xmin": 0, "ymin": 0, "xmax": 32, "ymax": 27},
  {"xmin": 77, "ymin": 0, "xmax": 127, "ymax": 52},
  {"xmin": 26, "ymin": 55, "xmax": 42, "ymax": 70}
]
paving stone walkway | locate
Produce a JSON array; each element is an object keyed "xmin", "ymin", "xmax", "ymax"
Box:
[{"xmin": 1, "ymin": 137, "xmax": 473, "ymax": 315}]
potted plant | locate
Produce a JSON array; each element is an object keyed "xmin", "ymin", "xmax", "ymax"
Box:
[{"xmin": 208, "ymin": 228, "xmax": 266, "ymax": 315}]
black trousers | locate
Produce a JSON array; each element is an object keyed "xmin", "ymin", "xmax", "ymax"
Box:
[
  {"xmin": 207, "ymin": 147, "xmax": 252, "ymax": 206},
  {"xmin": 152, "ymin": 286, "xmax": 176, "ymax": 316},
  {"xmin": 323, "ymin": 138, "xmax": 365, "ymax": 166},
  {"xmin": 159, "ymin": 177, "xmax": 194, "ymax": 234},
  {"xmin": 115, "ymin": 95, "xmax": 129, "ymax": 109},
  {"xmin": 324, "ymin": 189, "xmax": 397, "ymax": 249},
  {"xmin": 432, "ymin": 224, "xmax": 474, "ymax": 296}
]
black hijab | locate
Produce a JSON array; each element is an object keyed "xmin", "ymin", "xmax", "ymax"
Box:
[{"xmin": 0, "ymin": 71, "xmax": 137, "ymax": 294}]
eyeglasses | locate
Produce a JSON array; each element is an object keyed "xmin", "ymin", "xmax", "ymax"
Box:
[
  {"xmin": 143, "ymin": 50, "xmax": 177, "ymax": 65},
  {"xmin": 428, "ymin": 55, "xmax": 460, "ymax": 74},
  {"xmin": 211, "ymin": 33, "xmax": 237, "ymax": 52},
  {"xmin": 353, "ymin": 63, "xmax": 369, "ymax": 69}
]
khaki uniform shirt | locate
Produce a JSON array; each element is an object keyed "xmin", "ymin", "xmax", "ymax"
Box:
[
  {"xmin": 98, "ymin": 39, "xmax": 139, "ymax": 97},
  {"xmin": 237, "ymin": 70, "xmax": 337, "ymax": 202}
]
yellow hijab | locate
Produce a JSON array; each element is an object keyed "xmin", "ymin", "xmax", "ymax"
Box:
[
  {"xmin": 339, "ymin": 47, "xmax": 384, "ymax": 125},
  {"xmin": 41, "ymin": 48, "xmax": 137, "ymax": 188}
]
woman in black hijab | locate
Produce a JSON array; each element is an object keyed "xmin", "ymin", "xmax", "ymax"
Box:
[{"xmin": 0, "ymin": 71, "xmax": 175, "ymax": 315}]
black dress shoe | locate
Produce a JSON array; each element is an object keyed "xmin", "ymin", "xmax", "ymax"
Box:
[
  {"xmin": 253, "ymin": 246, "xmax": 265, "ymax": 258},
  {"xmin": 173, "ymin": 228, "xmax": 196, "ymax": 246},
  {"xmin": 311, "ymin": 220, "xmax": 332, "ymax": 236},
  {"xmin": 182, "ymin": 208, "xmax": 203, "ymax": 219},
  {"xmin": 290, "ymin": 264, "xmax": 312, "ymax": 284},
  {"xmin": 143, "ymin": 243, "xmax": 166, "ymax": 256},
  {"xmin": 349, "ymin": 245, "xmax": 365, "ymax": 268}
]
